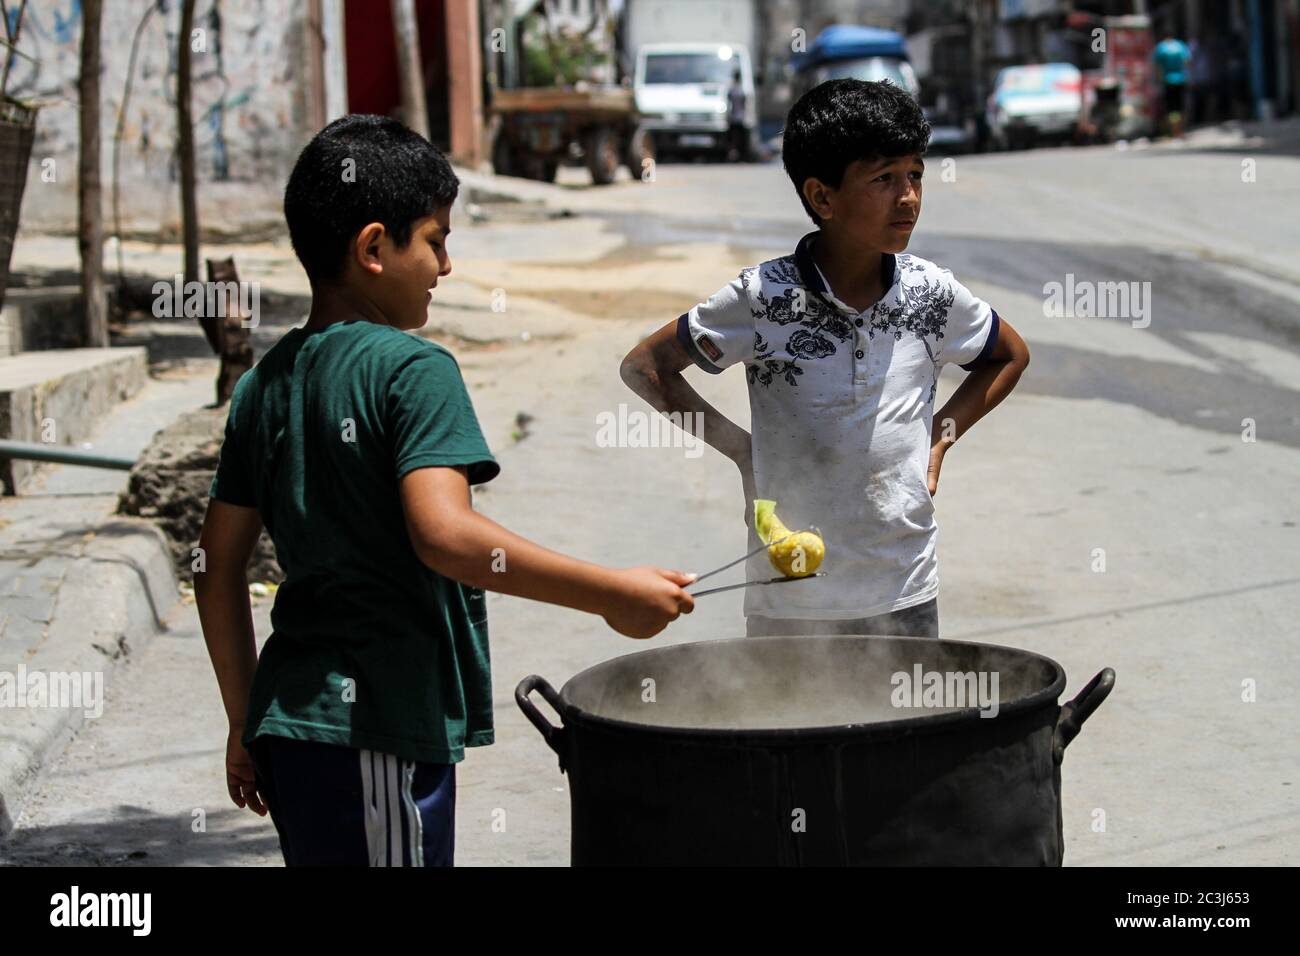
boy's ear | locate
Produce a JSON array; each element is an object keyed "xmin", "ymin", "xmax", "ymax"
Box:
[
  {"xmin": 802, "ymin": 177, "xmax": 834, "ymax": 222},
  {"xmin": 353, "ymin": 222, "xmax": 387, "ymax": 276}
]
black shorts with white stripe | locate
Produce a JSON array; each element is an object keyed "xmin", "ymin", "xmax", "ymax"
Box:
[{"xmin": 250, "ymin": 735, "xmax": 456, "ymax": 866}]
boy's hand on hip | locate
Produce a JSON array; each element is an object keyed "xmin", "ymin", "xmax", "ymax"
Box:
[
  {"xmin": 226, "ymin": 728, "xmax": 268, "ymax": 816},
  {"xmin": 602, "ymin": 567, "xmax": 697, "ymax": 639},
  {"xmin": 927, "ymin": 437, "xmax": 953, "ymax": 497},
  {"xmin": 738, "ymin": 452, "xmax": 756, "ymax": 532}
]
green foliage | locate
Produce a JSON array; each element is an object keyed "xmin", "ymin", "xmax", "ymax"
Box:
[{"xmin": 521, "ymin": 15, "xmax": 608, "ymax": 88}]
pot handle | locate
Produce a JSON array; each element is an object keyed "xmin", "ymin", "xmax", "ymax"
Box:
[
  {"xmin": 515, "ymin": 675, "xmax": 567, "ymax": 769},
  {"xmin": 1053, "ymin": 667, "xmax": 1115, "ymax": 763}
]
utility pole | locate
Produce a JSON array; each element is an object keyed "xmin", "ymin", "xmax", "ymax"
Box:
[
  {"xmin": 177, "ymin": 0, "xmax": 214, "ymax": 353},
  {"xmin": 77, "ymin": 0, "xmax": 106, "ymax": 348},
  {"xmin": 392, "ymin": 0, "xmax": 430, "ymax": 138},
  {"xmin": 970, "ymin": 0, "xmax": 986, "ymax": 149},
  {"xmin": 321, "ymin": 0, "xmax": 348, "ymax": 122},
  {"xmin": 446, "ymin": 0, "xmax": 484, "ymax": 163}
]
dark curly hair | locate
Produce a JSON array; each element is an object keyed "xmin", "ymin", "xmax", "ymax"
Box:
[
  {"xmin": 284, "ymin": 114, "xmax": 459, "ymax": 282},
  {"xmin": 782, "ymin": 79, "xmax": 931, "ymax": 225}
]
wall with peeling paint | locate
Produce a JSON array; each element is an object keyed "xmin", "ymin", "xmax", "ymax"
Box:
[{"xmin": 12, "ymin": 0, "xmax": 321, "ymax": 235}]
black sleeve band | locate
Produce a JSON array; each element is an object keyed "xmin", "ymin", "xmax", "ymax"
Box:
[
  {"xmin": 960, "ymin": 310, "xmax": 1001, "ymax": 371},
  {"xmin": 676, "ymin": 312, "xmax": 726, "ymax": 375}
]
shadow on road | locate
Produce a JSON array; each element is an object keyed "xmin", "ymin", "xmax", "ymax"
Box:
[{"xmin": 0, "ymin": 807, "xmax": 280, "ymax": 866}]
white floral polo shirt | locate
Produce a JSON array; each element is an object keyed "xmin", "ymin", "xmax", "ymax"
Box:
[{"xmin": 678, "ymin": 231, "xmax": 1000, "ymax": 619}]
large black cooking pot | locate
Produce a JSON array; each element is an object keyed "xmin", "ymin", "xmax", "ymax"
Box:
[{"xmin": 516, "ymin": 635, "xmax": 1113, "ymax": 866}]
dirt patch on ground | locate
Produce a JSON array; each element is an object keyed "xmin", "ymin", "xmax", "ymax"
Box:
[
  {"xmin": 454, "ymin": 240, "xmax": 763, "ymax": 321},
  {"xmin": 489, "ymin": 286, "xmax": 700, "ymax": 321}
]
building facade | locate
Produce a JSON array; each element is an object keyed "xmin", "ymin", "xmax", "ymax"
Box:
[{"xmin": 15, "ymin": 0, "xmax": 489, "ymax": 235}]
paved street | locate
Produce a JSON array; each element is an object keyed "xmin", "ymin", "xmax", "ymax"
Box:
[{"xmin": 3, "ymin": 130, "xmax": 1298, "ymax": 865}]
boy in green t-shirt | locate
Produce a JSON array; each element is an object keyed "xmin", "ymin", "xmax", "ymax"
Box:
[{"xmin": 195, "ymin": 115, "xmax": 695, "ymax": 867}]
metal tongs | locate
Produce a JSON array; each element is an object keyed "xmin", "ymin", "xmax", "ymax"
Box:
[{"xmin": 688, "ymin": 529, "xmax": 826, "ymax": 598}]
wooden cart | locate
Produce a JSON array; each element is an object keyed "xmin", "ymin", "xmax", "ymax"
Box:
[{"xmin": 490, "ymin": 87, "xmax": 654, "ymax": 186}]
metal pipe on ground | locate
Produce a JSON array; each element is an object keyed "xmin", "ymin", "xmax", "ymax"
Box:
[{"xmin": 0, "ymin": 440, "xmax": 135, "ymax": 471}]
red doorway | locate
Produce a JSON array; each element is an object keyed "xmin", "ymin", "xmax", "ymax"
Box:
[{"xmin": 343, "ymin": 0, "xmax": 451, "ymax": 148}]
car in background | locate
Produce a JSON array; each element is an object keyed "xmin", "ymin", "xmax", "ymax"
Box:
[
  {"xmin": 790, "ymin": 25, "xmax": 919, "ymax": 102},
  {"xmin": 986, "ymin": 63, "xmax": 1084, "ymax": 150},
  {"xmin": 791, "ymin": 26, "xmax": 976, "ymax": 152},
  {"xmin": 633, "ymin": 42, "xmax": 758, "ymax": 160}
]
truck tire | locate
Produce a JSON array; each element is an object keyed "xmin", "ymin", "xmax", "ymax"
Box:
[
  {"xmin": 625, "ymin": 124, "xmax": 656, "ymax": 182},
  {"xmin": 492, "ymin": 131, "xmax": 519, "ymax": 178},
  {"xmin": 522, "ymin": 156, "xmax": 559, "ymax": 182},
  {"xmin": 585, "ymin": 126, "xmax": 621, "ymax": 185}
]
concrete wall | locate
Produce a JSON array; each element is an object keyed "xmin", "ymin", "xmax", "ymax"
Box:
[
  {"xmin": 11, "ymin": 0, "xmax": 323, "ymax": 236},
  {"xmin": 0, "ymin": 287, "xmax": 106, "ymax": 357},
  {"xmin": 0, "ymin": 347, "xmax": 148, "ymax": 494}
]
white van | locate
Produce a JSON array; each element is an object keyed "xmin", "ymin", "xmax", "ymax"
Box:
[{"xmin": 633, "ymin": 42, "xmax": 757, "ymax": 160}]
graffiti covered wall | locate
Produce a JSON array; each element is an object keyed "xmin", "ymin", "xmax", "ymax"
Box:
[{"xmin": 11, "ymin": 0, "xmax": 320, "ymax": 232}]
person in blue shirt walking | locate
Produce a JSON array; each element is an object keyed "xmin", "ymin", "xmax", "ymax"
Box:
[{"xmin": 1154, "ymin": 34, "xmax": 1191, "ymax": 138}]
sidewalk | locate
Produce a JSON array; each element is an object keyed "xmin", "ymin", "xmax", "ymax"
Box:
[
  {"xmin": 0, "ymin": 363, "xmax": 210, "ymax": 833},
  {"xmin": 1172, "ymin": 114, "xmax": 1300, "ymax": 153}
]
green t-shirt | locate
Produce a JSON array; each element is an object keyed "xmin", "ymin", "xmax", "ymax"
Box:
[{"xmin": 208, "ymin": 320, "xmax": 500, "ymax": 764}]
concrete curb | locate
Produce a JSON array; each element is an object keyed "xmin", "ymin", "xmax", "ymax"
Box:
[
  {"xmin": 0, "ymin": 517, "xmax": 177, "ymax": 835},
  {"xmin": 452, "ymin": 165, "xmax": 564, "ymax": 207}
]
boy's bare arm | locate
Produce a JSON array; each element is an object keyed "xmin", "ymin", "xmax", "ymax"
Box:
[
  {"xmin": 620, "ymin": 319, "xmax": 756, "ymax": 508},
  {"xmin": 400, "ymin": 466, "xmax": 695, "ymax": 639},
  {"xmin": 929, "ymin": 316, "xmax": 1030, "ymax": 494},
  {"xmin": 195, "ymin": 500, "xmax": 264, "ymax": 728},
  {"xmin": 195, "ymin": 498, "xmax": 268, "ymax": 814}
]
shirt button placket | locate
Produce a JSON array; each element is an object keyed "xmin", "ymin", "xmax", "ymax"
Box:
[{"xmin": 853, "ymin": 314, "xmax": 868, "ymax": 388}]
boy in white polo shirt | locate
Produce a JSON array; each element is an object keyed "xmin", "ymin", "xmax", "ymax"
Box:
[{"xmin": 621, "ymin": 79, "xmax": 1031, "ymax": 638}]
